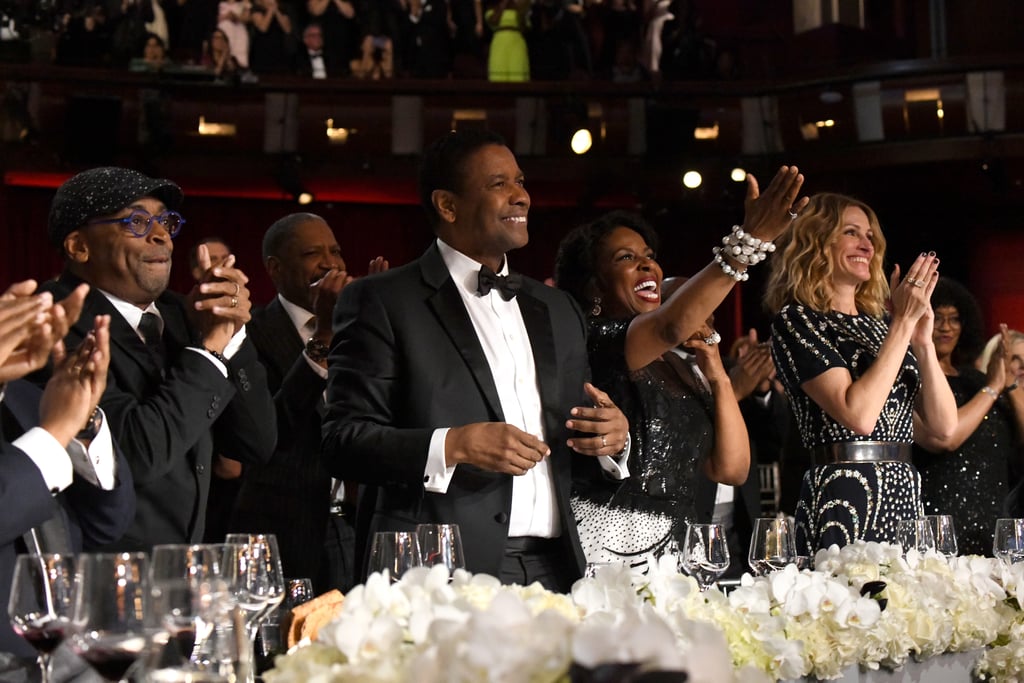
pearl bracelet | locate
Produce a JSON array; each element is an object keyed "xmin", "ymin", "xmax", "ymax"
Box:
[
  {"xmin": 981, "ymin": 386, "xmax": 999, "ymax": 400},
  {"xmin": 713, "ymin": 248, "xmax": 749, "ymax": 281},
  {"xmin": 720, "ymin": 225, "xmax": 776, "ymax": 266}
]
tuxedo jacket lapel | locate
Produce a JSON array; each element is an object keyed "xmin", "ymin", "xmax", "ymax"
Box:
[
  {"xmin": 421, "ymin": 246, "xmax": 505, "ymax": 422},
  {"xmin": 517, "ymin": 287, "xmax": 559, "ymax": 436}
]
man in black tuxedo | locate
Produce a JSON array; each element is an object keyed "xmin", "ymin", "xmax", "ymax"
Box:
[
  {"xmin": 0, "ymin": 280, "xmax": 134, "ymax": 678},
  {"xmin": 293, "ymin": 22, "xmax": 345, "ymax": 78},
  {"xmin": 322, "ymin": 130, "xmax": 630, "ymax": 592},
  {"xmin": 232, "ymin": 212, "xmax": 386, "ymax": 593},
  {"xmin": 36, "ymin": 167, "xmax": 276, "ymax": 551}
]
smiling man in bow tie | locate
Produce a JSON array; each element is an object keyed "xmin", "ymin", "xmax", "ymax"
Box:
[{"xmin": 322, "ymin": 129, "xmax": 630, "ymax": 592}]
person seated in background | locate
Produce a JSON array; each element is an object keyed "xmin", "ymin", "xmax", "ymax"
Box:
[
  {"xmin": 353, "ymin": 0, "xmax": 403, "ymax": 79},
  {"xmin": 130, "ymin": 31, "xmax": 170, "ymax": 71},
  {"xmin": 293, "ymin": 22, "xmax": 344, "ymax": 78},
  {"xmin": 248, "ymin": 0, "xmax": 294, "ymax": 75},
  {"xmin": 35, "ymin": 166, "xmax": 276, "ymax": 551},
  {"xmin": 912, "ymin": 277, "xmax": 1022, "ymax": 556},
  {"xmin": 553, "ymin": 182, "xmax": 806, "ymax": 571},
  {"xmin": 0, "ymin": 279, "xmax": 135, "ymax": 679},
  {"xmin": 201, "ymin": 27, "xmax": 242, "ymax": 80},
  {"xmin": 189, "ymin": 236, "xmax": 233, "ymax": 285}
]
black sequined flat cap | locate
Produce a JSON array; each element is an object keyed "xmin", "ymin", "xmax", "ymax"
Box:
[{"xmin": 48, "ymin": 167, "xmax": 184, "ymax": 247}]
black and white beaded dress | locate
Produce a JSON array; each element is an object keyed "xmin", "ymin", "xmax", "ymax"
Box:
[
  {"xmin": 770, "ymin": 304, "xmax": 923, "ymax": 555},
  {"xmin": 571, "ymin": 318, "xmax": 714, "ymax": 569},
  {"xmin": 913, "ymin": 368, "xmax": 1016, "ymax": 556}
]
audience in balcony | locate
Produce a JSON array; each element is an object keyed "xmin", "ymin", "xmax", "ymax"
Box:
[
  {"xmin": 485, "ymin": 0, "xmax": 530, "ymax": 82},
  {"xmin": 201, "ymin": 27, "xmax": 241, "ymax": 80},
  {"xmin": 217, "ymin": 0, "xmax": 252, "ymax": 68},
  {"xmin": 43, "ymin": 0, "xmax": 734, "ymax": 84},
  {"xmin": 248, "ymin": 0, "xmax": 295, "ymax": 74},
  {"xmin": 130, "ymin": 31, "xmax": 170, "ymax": 70}
]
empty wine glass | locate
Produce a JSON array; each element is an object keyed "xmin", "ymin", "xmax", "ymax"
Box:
[
  {"xmin": 897, "ymin": 518, "xmax": 936, "ymax": 555},
  {"xmin": 415, "ymin": 524, "xmax": 465, "ymax": 576},
  {"xmin": 926, "ymin": 514, "xmax": 959, "ymax": 557},
  {"xmin": 224, "ymin": 534, "xmax": 285, "ymax": 683},
  {"xmin": 70, "ymin": 552, "xmax": 151, "ymax": 682},
  {"xmin": 368, "ymin": 531, "xmax": 422, "ymax": 582},
  {"xmin": 7, "ymin": 553, "xmax": 76, "ymax": 683},
  {"xmin": 255, "ymin": 577, "xmax": 313, "ymax": 674},
  {"xmin": 993, "ymin": 518, "xmax": 1024, "ymax": 564},
  {"xmin": 680, "ymin": 523, "xmax": 730, "ymax": 591},
  {"xmin": 747, "ymin": 517, "xmax": 796, "ymax": 576}
]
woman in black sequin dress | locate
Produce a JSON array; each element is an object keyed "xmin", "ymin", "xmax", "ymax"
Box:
[
  {"xmin": 764, "ymin": 193, "xmax": 958, "ymax": 556},
  {"xmin": 554, "ymin": 166, "xmax": 808, "ymax": 570},
  {"xmin": 913, "ymin": 278, "xmax": 1024, "ymax": 555}
]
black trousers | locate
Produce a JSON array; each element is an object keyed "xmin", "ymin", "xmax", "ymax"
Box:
[{"xmin": 498, "ymin": 536, "xmax": 576, "ymax": 594}]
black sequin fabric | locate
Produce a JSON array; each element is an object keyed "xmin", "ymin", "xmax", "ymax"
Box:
[
  {"xmin": 914, "ymin": 368, "xmax": 1015, "ymax": 556},
  {"xmin": 574, "ymin": 318, "xmax": 713, "ymax": 561},
  {"xmin": 770, "ymin": 305, "xmax": 924, "ymax": 554}
]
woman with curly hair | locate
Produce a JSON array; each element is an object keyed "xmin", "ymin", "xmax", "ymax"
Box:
[
  {"xmin": 764, "ymin": 193, "xmax": 957, "ymax": 556},
  {"xmin": 554, "ymin": 166, "xmax": 807, "ymax": 570},
  {"xmin": 913, "ymin": 280, "xmax": 1024, "ymax": 554}
]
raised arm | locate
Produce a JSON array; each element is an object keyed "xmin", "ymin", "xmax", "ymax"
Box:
[{"xmin": 623, "ymin": 166, "xmax": 807, "ymax": 370}]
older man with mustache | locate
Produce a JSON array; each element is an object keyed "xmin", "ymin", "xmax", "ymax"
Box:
[{"xmin": 36, "ymin": 167, "xmax": 276, "ymax": 551}]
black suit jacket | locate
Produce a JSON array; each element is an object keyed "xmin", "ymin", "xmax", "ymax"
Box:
[
  {"xmin": 322, "ymin": 244, "xmax": 591, "ymax": 580},
  {"xmin": 0, "ymin": 380, "xmax": 135, "ymax": 657},
  {"xmin": 37, "ymin": 272, "xmax": 276, "ymax": 549},
  {"xmin": 291, "ymin": 48, "xmax": 347, "ymax": 78},
  {"xmin": 231, "ymin": 298, "xmax": 332, "ymax": 579}
]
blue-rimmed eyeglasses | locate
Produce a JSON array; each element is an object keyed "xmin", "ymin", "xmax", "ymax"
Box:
[{"xmin": 86, "ymin": 210, "xmax": 185, "ymax": 238}]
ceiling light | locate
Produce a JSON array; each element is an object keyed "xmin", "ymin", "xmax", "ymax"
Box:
[
  {"xmin": 570, "ymin": 128, "xmax": 593, "ymax": 155},
  {"xmin": 682, "ymin": 171, "xmax": 702, "ymax": 189},
  {"xmin": 730, "ymin": 168, "xmax": 747, "ymax": 182}
]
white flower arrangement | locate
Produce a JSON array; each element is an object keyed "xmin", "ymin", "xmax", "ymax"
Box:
[{"xmin": 264, "ymin": 542, "xmax": 1024, "ymax": 683}]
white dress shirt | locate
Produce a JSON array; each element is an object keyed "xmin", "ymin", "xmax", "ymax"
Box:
[{"xmin": 423, "ymin": 240, "xmax": 628, "ymax": 538}]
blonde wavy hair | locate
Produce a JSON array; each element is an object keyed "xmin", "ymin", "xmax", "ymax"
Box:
[{"xmin": 763, "ymin": 192, "xmax": 889, "ymax": 318}]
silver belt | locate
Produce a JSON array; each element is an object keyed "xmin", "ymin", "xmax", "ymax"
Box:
[{"xmin": 813, "ymin": 441, "xmax": 911, "ymax": 465}]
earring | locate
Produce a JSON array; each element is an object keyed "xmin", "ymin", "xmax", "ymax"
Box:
[{"xmin": 590, "ymin": 297, "xmax": 602, "ymax": 317}]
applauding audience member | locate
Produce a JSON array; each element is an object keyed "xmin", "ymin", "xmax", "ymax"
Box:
[
  {"xmin": 232, "ymin": 213, "xmax": 386, "ymax": 593},
  {"xmin": 765, "ymin": 193, "xmax": 957, "ymax": 555},
  {"xmin": 36, "ymin": 167, "xmax": 276, "ymax": 551},
  {"xmin": 1, "ymin": 280, "xmax": 135, "ymax": 673}
]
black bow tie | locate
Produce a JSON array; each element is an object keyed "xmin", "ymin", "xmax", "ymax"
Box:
[
  {"xmin": 309, "ymin": 51, "xmax": 323, "ymax": 58},
  {"xmin": 477, "ymin": 265, "xmax": 522, "ymax": 301}
]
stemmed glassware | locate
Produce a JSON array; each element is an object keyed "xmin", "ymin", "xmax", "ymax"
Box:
[
  {"xmin": 747, "ymin": 517, "xmax": 797, "ymax": 576},
  {"xmin": 415, "ymin": 524, "xmax": 465, "ymax": 577},
  {"xmin": 925, "ymin": 514, "xmax": 959, "ymax": 557},
  {"xmin": 70, "ymin": 552, "xmax": 151, "ymax": 682},
  {"xmin": 7, "ymin": 553, "xmax": 76, "ymax": 683},
  {"xmin": 224, "ymin": 534, "xmax": 285, "ymax": 683},
  {"xmin": 368, "ymin": 531, "xmax": 422, "ymax": 582},
  {"xmin": 680, "ymin": 523, "xmax": 730, "ymax": 591},
  {"xmin": 897, "ymin": 518, "xmax": 936, "ymax": 555},
  {"xmin": 993, "ymin": 518, "xmax": 1024, "ymax": 564}
]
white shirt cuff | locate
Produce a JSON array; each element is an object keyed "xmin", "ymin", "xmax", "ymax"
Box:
[
  {"xmin": 304, "ymin": 352, "xmax": 328, "ymax": 378},
  {"xmin": 423, "ymin": 428, "xmax": 457, "ymax": 493},
  {"xmin": 187, "ymin": 327, "xmax": 248, "ymax": 377},
  {"xmin": 14, "ymin": 427, "xmax": 74, "ymax": 493},
  {"xmin": 68, "ymin": 409, "xmax": 117, "ymax": 490},
  {"xmin": 597, "ymin": 433, "xmax": 631, "ymax": 480}
]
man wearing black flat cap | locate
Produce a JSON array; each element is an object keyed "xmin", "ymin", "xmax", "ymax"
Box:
[{"xmin": 35, "ymin": 166, "xmax": 277, "ymax": 551}]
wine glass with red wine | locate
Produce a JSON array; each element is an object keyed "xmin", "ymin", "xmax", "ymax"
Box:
[
  {"xmin": 70, "ymin": 552, "xmax": 151, "ymax": 682},
  {"xmin": 8, "ymin": 553, "xmax": 77, "ymax": 683}
]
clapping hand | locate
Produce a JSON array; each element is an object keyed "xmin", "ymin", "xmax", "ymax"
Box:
[
  {"xmin": 188, "ymin": 244, "xmax": 252, "ymax": 352},
  {"xmin": 39, "ymin": 314, "xmax": 111, "ymax": 446},
  {"xmin": 890, "ymin": 252, "xmax": 940, "ymax": 349},
  {"xmin": 741, "ymin": 166, "xmax": 809, "ymax": 243},
  {"xmin": 0, "ymin": 279, "xmax": 88, "ymax": 383}
]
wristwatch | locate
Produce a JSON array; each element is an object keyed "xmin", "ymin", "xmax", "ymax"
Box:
[
  {"xmin": 305, "ymin": 336, "xmax": 330, "ymax": 364},
  {"xmin": 76, "ymin": 407, "xmax": 102, "ymax": 441}
]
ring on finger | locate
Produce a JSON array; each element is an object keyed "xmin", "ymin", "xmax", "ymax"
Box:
[
  {"xmin": 601, "ymin": 435, "xmax": 607, "ymax": 448},
  {"xmin": 230, "ymin": 296, "xmax": 239, "ymax": 308},
  {"xmin": 703, "ymin": 331, "xmax": 721, "ymax": 346},
  {"xmin": 788, "ymin": 210, "xmax": 799, "ymax": 220},
  {"xmin": 232, "ymin": 282, "xmax": 240, "ymax": 296}
]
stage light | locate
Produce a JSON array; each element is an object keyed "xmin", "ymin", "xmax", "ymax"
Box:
[
  {"xmin": 570, "ymin": 128, "xmax": 593, "ymax": 155},
  {"xmin": 731, "ymin": 168, "xmax": 747, "ymax": 182},
  {"xmin": 297, "ymin": 191, "xmax": 314, "ymax": 205},
  {"xmin": 682, "ymin": 170, "xmax": 702, "ymax": 189}
]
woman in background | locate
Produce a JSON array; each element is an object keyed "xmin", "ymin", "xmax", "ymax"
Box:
[
  {"xmin": 913, "ymin": 278, "xmax": 1023, "ymax": 555},
  {"xmin": 764, "ymin": 193, "xmax": 957, "ymax": 556},
  {"xmin": 485, "ymin": 0, "xmax": 530, "ymax": 81}
]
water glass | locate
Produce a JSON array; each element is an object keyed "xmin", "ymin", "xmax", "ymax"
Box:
[
  {"xmin": 747, "ymin": 517, "xmax": 796, "ymax": 576},
  {"xmin": 415, "ymin": 524, "xmax": 465, "ymax": 576},
  {"xmin": 897, "ymin": 518, "xmax": 936, "ymax": 555},
  {"xmin": 993, "ymin": 518, "xmax": 1024, "ymax": 564},
  {"xmin": 368, "ymin": 531, "xmax": 422, "ymax": 582},
  {"xmin": 926, "ymin": 514, "xmax": 959, "ymax": 557},
  {"xmin": 680, "ymin": 523, "xmax": 730, "ymax": 591}
]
